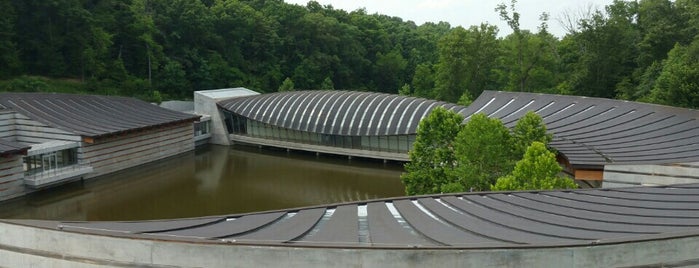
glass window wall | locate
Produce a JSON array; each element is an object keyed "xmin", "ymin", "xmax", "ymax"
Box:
[
  {"xmin": 223, "ymin": 111, "xmax": 416, "ymax": 154},
  {"xmin": 23, "ymin": 148, "xmax": 78, "ymax": 176}
]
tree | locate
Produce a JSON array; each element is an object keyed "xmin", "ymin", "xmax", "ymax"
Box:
[
  {"xmin": 411, "ymin": 63, "xmax": 435, "ymax": 98},
  {"xmin": 398, "ymin": 83, "xmax": 411, "ymax": 96},
  {"xmin": 560, "ymin": 1, "xmax": 640, "ymax": 98},
  {"xmin": 402, "ymin": 107, "xmax": 463, "ymax": 195},
  {"xmin": 320, "ymin": 76, "xmax": 335, "ymax": 90},
  {"xmin": 434, "ymin": 24, "xmax": 500, "ymax": 102},
  {"xmin": 492, "ymin": 142, "xmax": 577, "ymax": 191},
  {"xmin": 645, "ymin": 40, "xmax": 699, "ymax": 108},
  {"xmin": 0, "ymin": 1, "xmax": 21, "ymax": 78},
  {"xmin": 496, "ymin": 1, "xmax": 560, "ymax": 92},
  {"xmin": 450, "ymin": 113, "xmax": 515, "ymax": 191},
  {"xmin": 278, "ymin": 77, "xmax": 295, "ymax": 92},
  {"xmin": 512, "ymin": 111, "xmax": 553, "ymax": 157},
  {"xmin": 375, "ymin": 47, "xmax": 408, "ymax": 93}
]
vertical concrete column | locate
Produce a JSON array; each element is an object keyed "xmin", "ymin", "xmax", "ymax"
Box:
[{"xmin": 194, "ymin": 88, "xmax": 259, "ymax": 146}]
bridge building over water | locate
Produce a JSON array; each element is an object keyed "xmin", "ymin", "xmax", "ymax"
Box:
[{"xmin": 216, "ymin": 90, "xmax": 699, "ymax": 188}]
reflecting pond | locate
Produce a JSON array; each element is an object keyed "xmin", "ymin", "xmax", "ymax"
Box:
[{"xmin": 0, "ymin": 145, "xmax": 405, "ymax": 221}]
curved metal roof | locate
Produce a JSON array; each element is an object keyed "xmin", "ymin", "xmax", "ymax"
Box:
[
  {"xmin": 219, "ymin": 90, "xmax": 699, "ymax": 167},
  {"xmin": 218, "ymin": 91, "xmax": 467, "ymax": 136},
  {"xmin": 466, "ymin": 91, "xmax": 699, "ymax": 166},
  {"xmin": 9, "ymin": 183, "xmax": 699, "ymax": 249},
  {"xmin": 0, "ymin": 93, "xmax": 200, "ymax": 138}
]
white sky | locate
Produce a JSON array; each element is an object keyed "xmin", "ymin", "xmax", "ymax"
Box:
[{"xmin": 284, "ymin": 0, "xmax": 616, "ymax": 37}]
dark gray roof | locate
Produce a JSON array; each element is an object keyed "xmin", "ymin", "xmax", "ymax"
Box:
[
  {"xmin": 0, "ymin": 93, "xmax": 200, "ymax": 138},
  {"xmin": 9, "ymin": 184, "xmax": 699, "ymax": 249},
  {"xmin": 467, "ymin": 91, "xmax": 699, "ymax": 166},
  {"xmin": 218, "ymin": 90, "xmax": 699, "ymax": 167},
  {"xmin": 218, "ymin": 91, "xmax": 467, "ymax": 136},
  {"xmin": 0, "ymin": 139, "xmax": 29, "ymax": 156}
]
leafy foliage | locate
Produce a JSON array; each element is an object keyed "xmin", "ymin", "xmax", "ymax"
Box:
[
  {"xmin": 645, "ymin": 40, "xmax": 699, "ymax": 108},
  {"xmin": 1, "ymin": 0, "xmax": 698, "ymax": 104},
  {"xmin": 402, "ymin": 107, "xmax": 463, "ymax": 195},
  {"xmin": 278, "ymin": 77, "xmax": 295, "ymax": 92},
  {"xmin": 451, "ymin": 113, "xmax": 516, "ymax": 191},
  {"xmin": 512, "ymin": 111, "xmax": 553, "ymax": 157},
  {"xmin": 492, "ymin": 142, "xmax": 578, "ymax": 191}
]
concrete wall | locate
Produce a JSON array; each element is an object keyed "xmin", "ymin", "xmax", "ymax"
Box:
[
  {"xmin": 1, "ymin": 221, "xmax": 699, "ymax": 268},
  {"xmin": 80, "ymin": 123, "xmax": 194, "ymax": 179},
  {"xmin": 194, "ymin": 88, "xmax": 259, "ymax": 146},
  {"xmin": 194, "ymin": 91, "xmax": 230, "ymax": 145},
  {"xmin": 0, "ymin": 155, "xmax": 25, "ymax": 201},
  {"xmin": 603, "ymin": 162, "xmax": 699, "ymax": 188}
]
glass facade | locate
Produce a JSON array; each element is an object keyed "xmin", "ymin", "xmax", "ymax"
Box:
[
  {"xmin": 194, "ymin": 120, "xmax": 211, "ymax": 137},
  {"xmin": 23, "ymin": 148, "xmax": 78, "ymax": 176},
  {"xmin": 224, "ymin": 112, "xmax": 414, "ymax": 153}
]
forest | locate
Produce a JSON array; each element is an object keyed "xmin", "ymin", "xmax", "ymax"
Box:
[{"xmin": 0, "ymin": 0, "xmax": 697, "ymax": 108}]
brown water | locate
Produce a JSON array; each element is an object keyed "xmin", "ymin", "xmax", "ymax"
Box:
[{"xmin": 0, "ymin": 145, "xmax": 405, "ymax": 221}]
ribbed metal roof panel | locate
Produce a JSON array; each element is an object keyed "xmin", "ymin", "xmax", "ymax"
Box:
[
  {"xmin": 0, "ymin": 93, "xmax": 200, "ymax": 138},
  {"xmin": 467, "ymin": 91, "xmax": 699, "ymax": 167},
  {"xmin": 218, "ymin": 91, "xmax": 465, "ymax": 136},
  {"xmin": 15, "ymin": 183, "xmax": 699, "ymax": 249}
]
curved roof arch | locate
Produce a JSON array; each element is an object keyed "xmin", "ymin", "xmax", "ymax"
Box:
[
  {"xmin": 16, "ymin": 183, "xmax": 699, "ymax": 249},
  {"xmin": 218, "ymin": 91, "xmax": 468, "ymax": 136},
  {"xmin": 465, "ymin": 91, "xmax": 699, "ymax": 166}
]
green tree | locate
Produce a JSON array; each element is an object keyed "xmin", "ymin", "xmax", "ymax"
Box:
[
  {"xmin": 646, "ymin": 40, "xmax": 699, "ymax": 108},
  {"xmin": 398, "ymin": 83, "xmax": 411, "ymax": 96},
  {"xmin": 278, "ymin": 77, "xmax": 295, "ymax": 92},
  {"xmin": 0, "ymin": 1, "xmax": 21, "ymax": 78},
  {"xmin": 492, "ymin": 142, "xmax": 577, "ymax": 191},
  {"xmin": 561, "ymin": 1, "xmax": 640, "ymax": 98},
  {"xmin": 434, "ymin": 24, "xmax": 500, "ymax": 102},
  {"xmin": 496, "ymin": 1, "xmax": 560, "ymax": 93},
  {"xmin": 375, "ymin": 47, "xmax": 408, "ymax": 93},
  {"xmin": 320, "ymin": 76, "xmax": 335, "ymax": 90},
  {"xmin": 411, "ymin": 63, "xmax": 435, "ymax": 98},
  {"xmin": 402, "ymin": 107, "xmax": 463, "ymax": 195},
  {"xmin": 512, "ymin": 111, "xmax": 553, "ymax": 157},
  {"xmin": 450, "ymin": 113, "xmax": 515, "ymax": 191},
  {"xmin": 457, "ymin": 92, "xmax": 472, "ymax": 106}
]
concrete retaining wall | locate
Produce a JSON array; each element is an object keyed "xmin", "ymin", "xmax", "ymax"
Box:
[
  {"xmin": 80, "ymin": 123, "xmax": 194, "ymax": 179},
  {"xmin": 603, "ymin": 162, "xmax": 699, "ymax": 188},
  {"xmin": 0, "ymin": 221, "xmax": 698, "ymax": 267}
]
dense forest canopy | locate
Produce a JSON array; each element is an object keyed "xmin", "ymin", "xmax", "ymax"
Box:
[{"xmin": 1, "ymin": 0, "xmax": 697, "ymax": 108}]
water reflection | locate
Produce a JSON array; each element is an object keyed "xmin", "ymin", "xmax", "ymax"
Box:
[{"xmin": 0, "ymin": 145, "xmax": 405, "ymax": 221}]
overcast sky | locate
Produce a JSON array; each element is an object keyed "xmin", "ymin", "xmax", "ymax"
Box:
[{"xmin": 284, "ymin": 0, "xmax": 616, "ymax": 37}]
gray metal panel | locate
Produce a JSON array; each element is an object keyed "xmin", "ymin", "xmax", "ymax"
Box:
[
  {"xmin": 218, "ymin": 91, "xmax": 466, "ymax": 136},
  {"xmin": 0, "ymin": 93, "xmax": 199, "ymax": 138},
  {"xmin": 301, "ymin": 205, "xmax": 359, "ymax": 244},
  {"xmin": 153, "ymin": 212, "xmax": 286, "ymax": 239},
  {"xmin": 232, "ymin": 208, "xmax": 326, "ymax": 243},
  {"xmin": 59, "ymin": 217, "xmax": 223, "ymax": 234},
  {"xmin": 392, "ymin": 199, "xmax": 497, "ymax": 246},
  {"xmin": 366, "ymin": 202, "xmax": 434, "ymax": 247},
  {"xmin": 16, "ymin": 183, "xmax": 699, "ymax": 249}
]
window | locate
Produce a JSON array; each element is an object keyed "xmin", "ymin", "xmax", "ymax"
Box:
[{"xmin": 23, "ymin": 148, "xmax": 78, "ymax": 175}]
